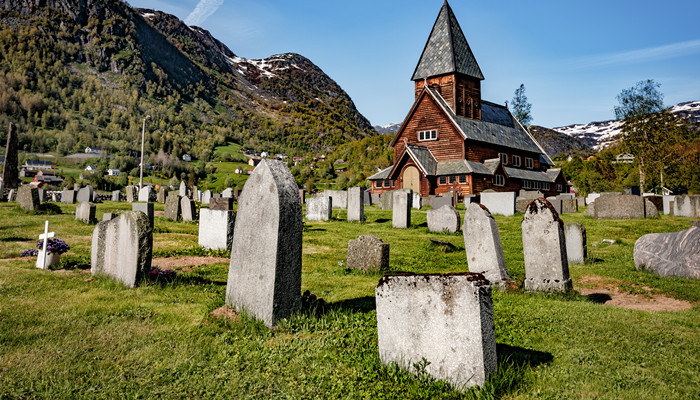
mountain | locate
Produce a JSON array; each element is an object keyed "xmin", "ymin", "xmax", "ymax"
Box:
[
  {"xmin": 373, "ymin": 123, "xmax": 401, "ymax": 134},
  {"xmin": 528, "ymin": 125, "xmax": 593, "ymax": 157},
  {"xmin": 0, "ymin": 0, "xmax": 376, "ymax": 159},
  {"xmin": 553, "ymin": 100, "xmax": 700, "ymax": 150}
]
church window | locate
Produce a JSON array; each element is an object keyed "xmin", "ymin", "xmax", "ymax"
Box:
[
  {"xmin": 526, "ymin": 157, "xmax": 534, "ymax": 169},
  {"xmin": 418, "ymin": 129, "xmax": 438, "ymax": 141},
  {"xmin": 499, "ymin": 153, "xmax": 508, "ymax": 165},
  {"xmin": 459, "ymin": 175, "xmax": 467, "ymax": 184},
  {"xmin": 513, "ymin": 155, "xmax": 521, "ymax": 167},
  {"xmin": 439, "ymin": 176, "xmax": 447, "ymax": 185},
  {"xmin": 495, "ymin": 175, "xmax": 505, "ymax": 186}
]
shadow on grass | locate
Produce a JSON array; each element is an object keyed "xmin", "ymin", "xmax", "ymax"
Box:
[
  {"xmin": 330, "ymin": 296, "xmax": 376, "ymax": 313},
  {"xmin": 0, "ymin": 236, "xmax": 31, "ymax": 242},
  {"xmin": 374, "ymin": 218, "xmax": 390, "ymax": 223},
  {"xmin": 585, "ymin": 293, "xmax": 613, "ymax": 304},
  {"xmin": 305, "ymin": 228, "xmax": 327, "ymax": 232},
  {"xmin": 497, "ymin": 343, "xmax": 553, "ymax": 367},
  {"xmin": 173, "ymin": 274, "xmax": 227, "ymax": 286}
]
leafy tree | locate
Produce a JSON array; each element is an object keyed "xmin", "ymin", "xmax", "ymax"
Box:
[
  {"xmin": 511, "ymin": 84, "xmax": 532, "ymax": 127},
  {"xmin": 614, "ymin": 79, "xmax": 664, "ymax": 120}
]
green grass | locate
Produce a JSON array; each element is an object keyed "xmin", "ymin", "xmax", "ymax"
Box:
[{"xmin": 0, "ymin": 202, "xmax": 698, "ymax": 399}]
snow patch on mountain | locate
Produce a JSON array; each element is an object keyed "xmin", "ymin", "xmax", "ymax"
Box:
[{"xmin": 226, "ymin": 53, "xmax": 306, "ymax": 80}]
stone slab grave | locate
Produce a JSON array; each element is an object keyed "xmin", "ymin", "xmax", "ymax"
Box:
[
  {"xmin": 210, "ymin": 197, "xmax": 233, "ymax": 211},
  {"xmin": 306, "ymin": 197, "xmax": 332, "ymax": 221},
  {"xmin": 576, "ymin": 197, "xmax": 586, "ymax": 208},
  {"xmin": 164, "ymin": 193, "xmax": 181, "ymax": 221},
  {"xmin": 431, "ymin": 195, "xmax": 453, "ymax": 210},
  {"xmin": 132, "ymin": 202, "xmax": 154, "ymax": 229},
  {"xmin": 222, "ymin": 187, "xmax": 234, "ymax": 198},
  {"xmin": 363, "ymin": 189, "xmax": 371, "ymax": 206},
  {"xmin": 674, "ymin": 195, "xmax": 700, "ymax": 218},
  {"xmin": 561, "ymin": 198, "xmax": 578, "ymax": 214},
  {"xmin": 392, "ymin": 190, "xmax": 411, "ymax": 228},
  {"xmin": 412, "ymin": 192, "xmax": 421, "ymax": 210},
  {"xmin": 157, "ymin": 187, "xmax": 166, "ymax": 203},
  {"xmin": 480, "ymin": 191, "xmax": 516, "ymax": 216},
  {"xmin": 181, "ymin": 197, "xmax": 196, "ymax": 222},
  {"xmin": 371, "ymin": 193, "xmax": 380, "ymax": 206},
  {"xmin": 138, "ymin": 186, "xmax": 152, "ymax": 202},
  {"xmin": 380, "ymin": 191, "xmax": 393, "ymax": 210},
  {"xmin": 226, "ymin": 159, "xmax": 302, "ymax": 328},
  {"xmin": 586, "ymin": 194, "xmax": 655, "ymax": 219},
  {"xmin": 347, "ymin": 187, "xmax": 365, "ymax": 222},
  {"xmin": 37, "ymin": 189, "xmax": 45, "ymax": 202},
  {"xmin": 111, "ymin": 190, "xmax": 121, "ymax": 202},
  {"xmin": 76, "ymin": 185, "xmax": 93, "ymax": 203},
  {"xmin": 522, "ymin": 198, "xmax": 572, "ymax": 292},
  {"xmin": 463, "ymin": 203, "xmax": 510, "ymax": 286},
  {"xmin": 634, "ymin": 226, "xmax": 699, "ymax": 279},
  {"xmin": 427, "ymin": 205, "xmax": 461, "ymax": 233},
  {"xmin": 318, "ymin": 190, "xmax": 347, "ymax": 209},
  {"xmin": 645, "ymin": 199, "xmax": 659, "ymax": 218},
  {"xmin": 17, "ymin": 185, "xmax": 40, "ymax": 211},
  {"xmin": 179, "ymin": 181, "xmax": 187, "ymax": 197},
  {"xmin": 125, "ymin": 185, "xmax": 137, "ymax": 203},
  {"xmin": 201, "ymin": 190, "xmax": 212, "ymax": 205},
  {"xmin": 62, "ymin": 189, "xmax": 76, "ymax": 204},
  {"xmin": 7, "ymin": 189, "xmax": 14, "ymax": 201},
  {"xmin": 546, "ymin": 196, "xmax": 562, "ymax": 215},
  {"xmin": 375, "ymin": 273, "xmax": 497, "ymax": 390},
  {"xmin": 346, "ymin": 235, "xmax": 389, "ymax": 272},
  {"xmin": 91, "ymin": 211, "xmax": 153, "ymax": 288},
  {"xmin": 564, "ymin": 222, "xmax": 587, "ymax": 264},
  {"xmin": 199, "ymin": 208, "xmax": 236, "ymax": 250},
  {"xmin": 300, "ymin": 189, "xmax": 306, "ymax": 205},
  {"xmin": 75, "ymin": 201, "xmax": 96, "ymax": 223},
  {"xmin": 663, "ymin": 195, "xmax": 675, "ymax": 215}
]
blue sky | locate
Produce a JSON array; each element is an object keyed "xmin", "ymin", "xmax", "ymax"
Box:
[{"xmin": 129, "ymin": 0, "xmax": 700, "ymax": 128}]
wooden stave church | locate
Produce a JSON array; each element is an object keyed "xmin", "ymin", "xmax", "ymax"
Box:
[{"xmin": 368, "ymin": 1, "xmax": 567, "ymax": 198}]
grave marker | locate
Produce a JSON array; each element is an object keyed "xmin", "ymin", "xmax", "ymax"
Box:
[
  {"xmin": 463, "ymin": 203, "xmax": 510, "ymax": 286},
  {"xmin": 35, "ymin": 220, "xmax": 55, "ymax": 269}
]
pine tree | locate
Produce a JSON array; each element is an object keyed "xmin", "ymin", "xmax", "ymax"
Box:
[{"xmin": 511, "ymin": 84, "xmax": 532, "ymax": 127}]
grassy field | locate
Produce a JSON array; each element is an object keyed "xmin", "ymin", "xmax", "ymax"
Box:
[{"xmin": 0, "ymin": 200, "xmax": 698, "ymax": 399}]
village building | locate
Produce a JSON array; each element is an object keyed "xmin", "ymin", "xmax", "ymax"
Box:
[{"xmin": 368, "ymin": 1, "xmax": 567, "ymax": 198}]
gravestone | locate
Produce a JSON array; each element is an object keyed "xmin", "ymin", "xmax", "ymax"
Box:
[
  {"xmin": 546, "ymin": 196, "xmax": 562, "ymax": 215},
  {"xmin": 201, "ymin": 190, "xmax": 212, "ymax": 205},
  {"xmin": 392, "ymin": 191, "xmax": 411, "ymax": 229},
  {"xmin": 179, "ymin": 181, "xmax": 187, "ymax": 197},
  {"xmin": 138, "ymin": 186, "xmax": 152, "ymax": 202},
  {"xmin": 212, "ymin": 193, "xmax": 221, "ymax": 199},
  {"xmin": 673, "ymin": 195, "xmax": 700, "ymax": 218},
  {"xmin": 35, "ymin": 220, "xmax": 55, "ymax": 269},
  {"xmin": 371, "ymin": 193, "xmax": 380, "ymax": 205},
  {"xmin": 180, "ymin": 197, "xmax": 195, "ymax": 222},
  {"xmin": 2, "ymin": 122, "xmax": 19, "ymax": 188},
  {"xmin": 61, "ymin": 189, "xmax": 76, "ymax": 204},
  {"xmin": 375, "ymin": 273, "xmax": 497, "ymax": 390},
  {"xmin": 561, "ymin": 198, "xmax": 578, "ymax": 214},
  {"xmin": 17, "ymin": 185, "xmax": 40, "ymax": 211},
  {"xmin": 645, "ymin": 199, "xmax": 659, "ymax": 218},
  {"xmin": 363, "ymin": 190, "xmax": 371, "ymax": 206},
  {"xmin": 643, "ymin": 195, "xmax": 663, "ymax": 213},
  {"xmin": 156, "ymin": 187, "xmax": 166, "ymax": 203},
  {"xmin": 306, "ymin": 197, "xmax": 332, "ymax": 221},
  {"xmin": 634, "ymin": 227, "xmax": 699, "ymax": 279},
  {"xmin": 346, "ymin": 235, "xmax": 389, "ymax": 272},
  {"xmin": 586, "ymin": 194, "xmax": 646, "ymax": 219},
  {"xmin": 427, "ymin": 205, "xmax": 461, "ymax": 233},
  {"xmin": 210, "ymin": 197, "xmax": 233, "ymax": 211},
  {"xmin": 431, "ymin": 196, "xmax": 452, "ymax": 210},
  {"xmin": 164, "ymin": 193, "xmax": 181, "ymax": 221},
  {"xmin": 111, "ymin": 190, "xmax": 121, "ymax": 202},
  {"xmin": 463, "ymin": 195, "xmax": 476, "ymax": 207},
  {"xmin": 103, "ymin": 213, "xmax": 115, "ymax": 221},
  {"xmin": 480, "ymin": 191, "xmax": 516, "ymax": 216},
  {"xmin": 522, "ymin": 199, "xmax": 571, "ymax": 292},
  {"xmin": 7, "ymin": 189, "xmax": 14, "ymax": 201},
  {"xmin": 225, "ymin": 159, "xmax": 302, "ymax": 328},
  {"xmin": 412, "ymin": 192, "xmax": 421, "ymax": 210},
  {"xmin": 519, "ymin": 190, "xmax": 544, "ymax": 200},
  {"xmin": 319, "ymin": 190, "xmax": 348, "ymax": 209},
  {"xmin": 663, "ymin": 195, "xmax": 675, "ymax": 215},
  {"xmin": 77, "ymin": 185, "xmax": 93, "ymax": 203},
  {"xmin": 125, "ymin": 185, "xmax": 137, "ymax": 203},
  {"xmin": 463, "ymin": 203, "xmax": 510, "ymax": 286},
  {"xmin": 196, "ymin": 190, "xmax": 202, "ymax": 202},
  {"xmin": 75, "ymin": 202, "xmax": 96, "ymax": 224},
  {"xmin": 586, "ymin": 193, "xmax": 600, "ymax": 205},
  {"xmin": 91, "ymin": 211, "xmax": 152, "ymax": 288},
  {"xmin": 564, "ymin": 222, "xmax": 587, "ymax": 264},
  {"xmin": 37, "ymin": 189, "xmax": 46, "ymax": 202},
  {"xmin": 222, "ymin": 187, "xmax": 234, "ymax": 198},
  {"xmin": 347, "ymin": 187, "xmax": 365, "ymax": 222},
  {"xmin": 132, "ymin": 202, "xmax": 154, "ymax": 229},
  {"xmin": 299, "ymin": 189, "xmax": 306, "ymax": 205},
  {"xmin": 73, "ymin": 183, "xmax": 80, "ymax": 191},
  {"xmin": 199, "ymin": 208, "xmax": 236, "ymax": 250},
  {"xmin": 380, "ymin": 191, "xmax": 393, "ymax": 210},
  {"xmin": 576, "ymin": 197, "xmax": 586, "ymax": 208}
]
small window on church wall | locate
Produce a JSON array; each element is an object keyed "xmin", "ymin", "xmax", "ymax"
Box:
[
  {"xmin": 439, "ymin": 176, "xmax": 447, "ymax": 185},
  {"xmin": 499, "ymin": 153, "xmax": 508, "ymax": 165},
  {"xmin": 376, "ymin": 181, "xmax": 382, "ymax": 188},
  {"xmin": 557, "ymin": 184, "xmax": 562, "ymax": 192},
  {"xmin": 526, "ymin": 158, "xmax": 533, "ymax": 169},
  {"xmin": 384, "ymin": 180, "xmax": 392, "ymax": 187},
  {"xmin": 459, "ymin": 175, "xmax": 467, "ymax": 183},
  {"xmin": 523, "ymin": 180, "xmax": 531, "ymax": 189},
  {"xmin": 449, "ymin": 176, "xmax": 456, "ymax": 184},
  {"xmin": 495, "ymin": 175, "xmax": 505, "ymax": 186},
  {"xmin": 513, "ymin": 155, "xmax": 521, "ymax": 167},
  {"xmin": 418, "ymin": 129, "xmax": 437, "ymax": 141}
]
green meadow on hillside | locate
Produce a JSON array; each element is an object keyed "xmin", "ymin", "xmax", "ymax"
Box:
[{"xmin": 0, "ymin": 201, "xmax": 698, "ymax": 399}]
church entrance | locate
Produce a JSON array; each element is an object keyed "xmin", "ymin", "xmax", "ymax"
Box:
[{"xmin": 403, "ymin": 166, "xmax": 420, "ymax": 194}]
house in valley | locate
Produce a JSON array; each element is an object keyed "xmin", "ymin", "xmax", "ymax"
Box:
[{"xmin": 368, "ymin": 1, "xmax": 567, "ymax": 198}]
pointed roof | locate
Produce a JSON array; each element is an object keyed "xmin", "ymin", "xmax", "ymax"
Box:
[{"xmin": 411, "ymin": 1, "xmax": 484, "ymax": 81}]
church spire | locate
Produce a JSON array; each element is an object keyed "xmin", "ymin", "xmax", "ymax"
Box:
[{"xmin": 411, "ymin": 1, "xmax": 483, "ymax": 81}]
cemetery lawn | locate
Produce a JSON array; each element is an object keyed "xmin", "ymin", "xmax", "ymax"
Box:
[{"xmin": 0, "ymin": 201, "xmax": 698, "ymax": 399}]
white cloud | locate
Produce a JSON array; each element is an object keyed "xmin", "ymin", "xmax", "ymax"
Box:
[
  {"xmin": 184, "ymin": 0, "xmax": 224, "ymax": 26},
  {"xmin": 570, "ymin": 38, "xmax": 700, "ymax": 69}
]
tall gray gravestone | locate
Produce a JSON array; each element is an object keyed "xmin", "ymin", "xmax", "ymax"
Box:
[
  {"xmin": 17, "ymin": 185, "xmax": 40, "ymax": 211},
  {"xmin": 62, "ymin": 189, "xmax": 76, "ymax": 204},
  {"xmin": 164, "ymin": 193, "xmax": 181, "ymax": 221},
  {"xmin": 674, "ymin": 195, "xmax": 700, "ymax": 218},
  {"xmin": 138, "ymin": 186, "xmax": 151, "ymax": 202},
  {"xmin": 222, "ymin": 187, "xmax": 234, "ymax": 198},
  {"xmin": 427, "ymin": 205, "xmax": 461, "ymax": 233},
  {"xmin": 180, "ymin": 197, "xmax": 195, "ymax": 222},
  {"xmin": 306, "ymin": 197, "xmax": 332, "ymax": 221},
  {"xmin": 132, "ymin": 202, "xmax": 154, "ymax": 229},
  {"xmin": 564, "ymin": 222, "xmax": 587, "ymax": 264},
  {"xmin": 376, "ymin": 273, "xmax": 497, "ymax": 390},
  {"xmin": 179, "ymin": 181, "xmax": 187, "ymax": 197},
  {"xmin": 156, "ymin": 187, "xmax": 166, "ymax": 203},
  {"xmin": 201, "ymin": 190, "xmax": 212, "ymax": 205},
  {"xmin": 347, "ymin": 187, "xmax": 365, "ymax": 222},
  {"xmin": 76, "ymin": 186, "xmax": 93, "ymax": 203},
  {"xmin": 522, "ymin": 199, "xmax": 571, "ymax": 292},
  {"xmin": 111, "ymin": 190, "xmax": 121, "ymax": 202},
  {"xmin": 2, "ymin": 122, "xmax": 19, "ymax": 188},
  {"xmin": 480, "ymin": 191, "xmax": 516, "ymax": 216},
  {"xmin": 225, "ymin": 159, "xmax": 302, "ymax": 328},
  {"xmin": 347, "ymin": 235, "xmax": 389, "ymax": 272},
  {"xmin": 91, "ymin": 211, "xmax": 152, "ymax": 288},
  {"xmin": 75, "ymin": 201, "xmax": 96, "ymax": 223},
  {"xmin": 463, "ymin": 203, "xmax": 510, "ymax": 286},
  {"xmin": 392, "ymin": 191, "xmax": 411, "ymax": 229},
  {"xmin": 199, "ymin": 208, "xmax": 236, "ymax": 250},
  {"xmin": 125, "ymin": 185, "xmax": 137, "ymax": 203}
]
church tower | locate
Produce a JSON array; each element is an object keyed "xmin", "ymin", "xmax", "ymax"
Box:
[{"xmin": 411, "ymin": 1, "xmax": 484, "ymax": 120}]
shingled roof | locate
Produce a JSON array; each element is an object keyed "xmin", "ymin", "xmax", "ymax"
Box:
[{"xmin": 411, "ymin": 1, "xmax": 484, "ymax": 81}]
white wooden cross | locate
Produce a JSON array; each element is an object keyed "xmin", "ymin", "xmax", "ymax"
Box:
[{"xmin": 36, "ymin": 220, "xmax": 54, "ymax": 270}]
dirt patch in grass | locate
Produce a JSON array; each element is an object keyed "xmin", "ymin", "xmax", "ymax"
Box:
[
  {"xmin": 152, "ymin": 256, "xmax": 229, "ymax": 271},
  {"xmin": 576, "ymin": 275, "xmax": 694, "ymax": 312},
  {"xmin": 209, "ymin": 306, "xmax": 239, "ymax": 321},
  {"xmin": 154, "ymin": 210, "xmax": 164, "ymax": 217}
]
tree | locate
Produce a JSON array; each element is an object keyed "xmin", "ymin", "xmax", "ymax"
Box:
[
  {"xmin": 511, "ymin": 84, "xmax": 532, "ymax": 127},
  {"xmin": 614, "ymin": 79, "xmax": 664, "ymax": 120}
]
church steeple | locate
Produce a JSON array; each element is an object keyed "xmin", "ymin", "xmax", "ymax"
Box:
[{"xmin": 411, "ymin": 1, "xmax": 483, "ymax": 120}]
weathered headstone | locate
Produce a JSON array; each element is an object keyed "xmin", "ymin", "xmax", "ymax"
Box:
[
  {"xmin": 392, "ymin": 191, "xmax": 411, "ymax": 229},
  {"xmin": 380, "ymin": 191, "xmax": 393, "ymax": 210},
  {"xmin": 463, "ymin": 203, "xmax": 510, "ymax": 286},
  {"xmin": 76, "ymin": 186, "xmax": 93, "ymax": 203},
  {"xmin": 412, "ymin": 192, "xmax": 421, "ymax": 210},
  {"xmin": 179, "ymin": 181, "xmax": 187, "ymax": 197},
  {"xmin": 196, "ymin": 190, "xmax": 202, "ymax": 202},
  {"xmin": 180, "ymin": 197, "xmax": 195, "ymax": 222},
  {"xmin": 347, "ymin": 187, "xmax": 365, "ymax": 222},
  {"xmin": 111, "ymin": 190, "xmax": 121, "ymax": 202},
  {"xmin": 91, "ymin": 211, "xmax": 153, "ymax": 288},
  {"xmin": 663, "ymin": 195, "xmax": 675, "ymax": 215},
  {"xmin": 125, "ymin": 185, "xmax": 137, "ymax": 203},
  {"xmin": 673, "ymin": 195, "xmax": 700, "ymax": 218},
  {"xmin": 463, "ymin": 195, "xmax": 476, "ymax": 207},
  {"xmin": 138, "ymin": 186, "xmax": 152, "ymax": 202},
  {"xmin": 634, "ymin": 227, "xmax": 699, "ymax": 279},
  {"xmin": 75, "ymin": 201, "xmax": 96, "ymax": 224},
  {"xmin": 480, "ymin": 191, "xmax": 516, "ymax": 216},
  {"xmin": 561, "ymin": 198, "xmax": 578, "ymax": 214},
  {"xmin": 546, "ymin": 196, "xmax": 562, "ymax": 215},
  {"xmin": 427, "ymin": 205, "xmax": 461, "ymax": 233},
  {"xmin": 363, "ymin": 189, "xmax": 371, "ymax": 206},
  {"xmin": 306, "ymin": 197, "xmax": 332, "ymax": 221},
  {"xmin": 318, "ymin": 190, "xmax": 348, "ymax": 209},
  {"xmin": 586, "ymin": 194, "xmax": 647, "ymax": 219},
  {"xmin": 371, "ymin": 193, "xmax": 380, "ymax": 205},
  {"xmin": 222, "ymin": 187, "xmax": 234, "ymax": 198},
  {"xmin": 201, "ymin": 190, "xmax": 212, "ymax": 205},
  {"xmin": 210, "ymin": 197, "xmax": 233, "ymax": 211},
  {"xmin": 17, "ymin": 185, "xmax": 40, "ymax": 211},
  {"xmin": 156, "ymin": 187, "xmax": 166, "ymax": 203},
  {"xmin": 61, "ymin": 189, "xmax": 76, "ymax": 204},
  {"xmin": 431, "ymin": 195, "xmax": 452, "ymax": 210},
  {"xmin": 645, "ymin": 199, "xmax": 659, "ymax": 218},
  {"xmin": 199, "ymin": 208, "xmax": 236, "ymax": 250},
  {"xmin": 346, "ymin": 235, "xmax": 389, "ymax": 272},
  {"xmin": 132, "ymin": 202, "xmax": 154, "ymax": 229},
  {"xmin": 37, "ymin": 189, "xmax": 46, "ymax": 202},
  {"xmin": 225, "ymin": 159, "xmax": 302, "ymax": 328},
  {"xmin": 164, "ymin": 193, "xmax": 181, "ymax": 221},
  {"xmin": 73, "ymin": 183, "xmax": 80, "ymax": 191},
  {"xmin": 576, "ymin": 197, "xmax": 586, "ymax": 208},
  {"xmin": 522, "ymin": 199, "xmax": 571, "ymax": 292},
  {"xmin": 564, "ymin": 222, "xmax": 587, "ymax": 264},
  {"xmin": 375, "ymin": 273, "xmax": 497, "ymax": 390},
  {"xmin": 2, "ymin": 123, "xmax": 19, "ymax": 188},
  {"xmin": 103, "ymin": 213, "xmax": 115, "ymax": 221}
]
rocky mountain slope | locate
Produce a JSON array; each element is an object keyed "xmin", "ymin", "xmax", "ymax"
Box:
[{"xmin": 0, "ymin": 0, "xmax": 376, "ymax": 157}]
